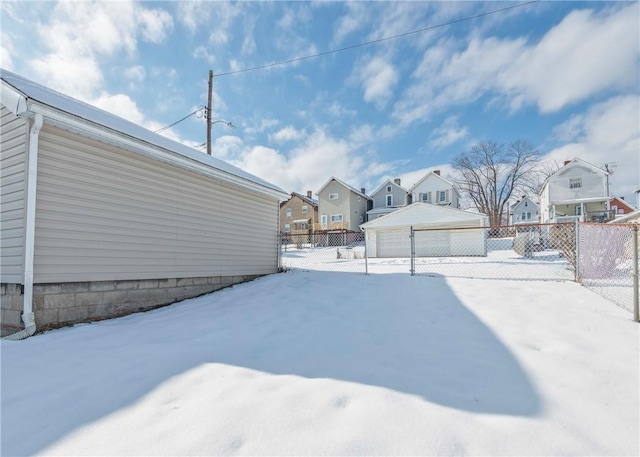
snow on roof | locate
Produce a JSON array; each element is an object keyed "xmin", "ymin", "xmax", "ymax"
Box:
[
  {"xmin": 0, "ymin": 69, "xmax": 286, "ymax": 196},
  {"xmin": 361, "ymin": 202, "xmax": 488, "ymax": 229}
]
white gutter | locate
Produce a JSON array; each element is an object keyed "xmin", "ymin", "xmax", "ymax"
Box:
[
  {"xmin": 0, "ymin": 80, "xmax": 28, "ymax": 115},
  {"xmin": 28, "ymin": 104, "xmax": 287, "ymax": 201},
  {"xmin": 4, "ymin": 112, "xmax": 43, "ymax": 340}
]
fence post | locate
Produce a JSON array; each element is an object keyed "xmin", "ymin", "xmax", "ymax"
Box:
[
  {"xmin": 364, "ymin": 230, "xmax": 369, "ymax": 276},
  {"xmin": 632, "ymin": 224, "xmax": 639, "ymax": 323},
  {"xmin": 410, "ymin": 226, "xmax": 415, "ymax": 276},
  {"xmin": 574, "ymin": 220, "xmax": 580, "ymax": 282}
]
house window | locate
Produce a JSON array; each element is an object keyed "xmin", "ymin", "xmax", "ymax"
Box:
[
  {"xmin": 321, "ymin": 214, "xmax": 327, "ymax": 227},
  {"xmin": 438, "ymin": 191, "xmax": 447, "ymax": 203},
  {"xmin": 526, "ymin": 212, "xmax": 532, "ymax": 220},
  {"xmin": 329, "ymin": 193, "xmax": 339, "ymax": 200},
  {"xmin": 285, "ymin": 208, "xmax": 292, "ymax": 217},
  {"xmin": 331, "ymin": 214, "xmax": 343, "ymax": 222},
  {"xmin": 301, "ymin": 205, "xmax": 308, "ymax": 213},
  {"xmin": 576, "ymin": 205, "xmax": 582, "ymax": 216},
  {"xmin": 386, "ymin": 195, "xmax": 393, "ymax": 206},
  {"xmin": 284, "ymin": 224, "xmax": 290, "ymax": 232},
  {"xmin": 386, "ymin": 185, "xmax": 392, "ymax": 192},
  {"xmin": 521, "ymin": 212, "xmax": 526, "ymax": 221},
  {"xmin": 524, "ymin": 201, "xmax": 528, "ymax": 207},
  {"xmin": 421, "ymin": 192, "xmax": 431, "ymax": 203},
  {"xmin": 570, "ymin": 178, "xmax": 582, "ymax": 189}
]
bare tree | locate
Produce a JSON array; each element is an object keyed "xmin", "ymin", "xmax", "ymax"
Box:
[
  {"xmin": 531, "ymin": 159, "xmax": 564, "ymax": 195},
  {"xmin": 452, "ymin": 140, "xmax": 540, "ymax": 227}
]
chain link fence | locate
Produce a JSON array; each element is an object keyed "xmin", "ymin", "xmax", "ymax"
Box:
[
  {"xmin": 278, "ymin": 222, "xmax": 639, "ymax": 318},
  {"xmin": 409, "ymin": 223, "xmax": 575, "ymax": 282},
  {"xmin": 578, "ymin": 223, "xmax": 639, "ymax": 314},
  {"xmin": 279, "ymin": 231, "xmax": 367, "ymax": 273}
]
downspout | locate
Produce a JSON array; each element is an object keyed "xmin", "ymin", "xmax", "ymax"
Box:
[{"xmin": 5, "ymin": 112, "xmax": 43, "ymax": 340}]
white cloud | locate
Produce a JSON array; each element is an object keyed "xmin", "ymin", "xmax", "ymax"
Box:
[
  {"xmin": 545, "ymin": 95, "xmax": 640, "ymax": 200},
  {"xmin": 356, "ymin": 56, "xmax": 399, "ymax": 108},
  {"xmin": 91, "ymin": 93, "xmax": 146, "ymax": 125},
  {"xmin": 269, "ymin": 126, "xmax": 306, "ymax": 143},
  {"xmin": 243, "ymin": 118, "xmax": 280, "ymax": 136},
  {"xmin": 429, "ymin": 116, "xmax": 469, "ymax": 149},
  {"xmin": 224, "ymin": 128, "xmax": 392, "ymax": 195},
  {"xmin": 394, "ymin": 3, "xmax": 640, "ymax": 125},
  {"xmin": 332, "ymin": 2, "xmax": 367, "ymax": 45},
  {"xmin": 137, "ymin": 8, "xmax": 173, "ymax": 43},
  {"xmin": 327, "ymin": 101, "xmax": 356, "ymax": 119},
  {"xmin": 124, "ymin": 65, "xmax": 146, "ymax": 89},
  {"xmin": 0, "ymin": 32, "xmax": 15, "ymax": 70},
  {"xmin": 503, "ymin": 4, "xmax": 640, "ymax": 113},
  {"xmin": 28, "ymin": 0, "xmax": 173, "ymax": 102}
]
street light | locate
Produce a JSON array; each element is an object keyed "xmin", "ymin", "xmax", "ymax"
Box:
[{"xmin": 211, "ymin": 119, "xmax": 236, "ymax": 130}]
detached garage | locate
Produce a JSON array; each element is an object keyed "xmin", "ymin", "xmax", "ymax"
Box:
[
  {"xmin": 1, "ymin": 70, "xmax": 287, "ymax": 339},
  {"xmin": 361, "ymin": 202, "xmax": 488, "ymax": 258}
]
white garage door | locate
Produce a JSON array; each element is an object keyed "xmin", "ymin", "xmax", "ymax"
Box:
[
  {"xmin": 415, "ymin": 230, "xmax": 451, "ymax": 257},
  {"xmin": 376, "ymin": 229, "xmax": 411, "ymax": 258},
  {"xmin": 450, "ymin": 229, "xmax": 486, "ymax": 256}
]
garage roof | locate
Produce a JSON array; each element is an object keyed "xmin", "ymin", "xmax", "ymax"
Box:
[
  {"xmin": 361, "ymin": 202, "xmax": 488, "ymax": 229},
  {"xmin": 0, "ymin": 69, "xmax": 287, "ymax": 199}
]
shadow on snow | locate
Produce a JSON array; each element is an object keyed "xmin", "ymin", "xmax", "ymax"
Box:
[{"xmin": 1, "ymin": 271, "xmax": 541, "ymax": 456}]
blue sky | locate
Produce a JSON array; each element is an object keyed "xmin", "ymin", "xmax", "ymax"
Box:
[{"xmin": 1, "ymin": 1, "xmax": 638, "ymax": 203}]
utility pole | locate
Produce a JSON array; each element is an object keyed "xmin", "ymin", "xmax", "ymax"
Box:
[{"xmin": 206, "ymin": 69, "xmax": 213, "ymax": 156}]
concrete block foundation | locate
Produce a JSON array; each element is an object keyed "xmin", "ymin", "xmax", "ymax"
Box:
[{"xmin": 1, "ymin": 274, "xmax": 263, "ymax": 337}]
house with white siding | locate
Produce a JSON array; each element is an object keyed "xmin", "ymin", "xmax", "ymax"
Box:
[
  {"xmin": 539, "ymin": 158, "xmax": 610, "ymax": 223},
  {"xmin": 0, "ymin": 69, "xmax": 287, "ymax": 339},
  {"xmin": 406, "ymin": 170, "xmax": 461, "ymax": 208}
]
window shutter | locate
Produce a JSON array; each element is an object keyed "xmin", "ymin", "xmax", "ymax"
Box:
[{"xmin": 446, "ymin": 190, "xmax": 450, "ymax": 202}]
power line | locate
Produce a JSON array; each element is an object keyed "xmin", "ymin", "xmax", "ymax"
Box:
[
  {"xmin": 213, "ymin": 0, "xmax": 540, "ymax": 78},
  {"xmin": 154, "ymin": 107, "xmax": 203, "ymax": 133}
]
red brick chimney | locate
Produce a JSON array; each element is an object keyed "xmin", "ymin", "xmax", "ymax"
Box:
[
  {"xmin": 307, "ymin": 190, "xmax": 312, "ymax": 198},
  {"xmin": 563, "ymin": 160, "xmax": 571, "ymax": 166},
  {"xmin": 433, "ymin": 170, "xmax": 440, "ymax": 176}
]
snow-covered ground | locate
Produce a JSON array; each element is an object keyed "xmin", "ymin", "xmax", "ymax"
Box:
[{"xmin": 2, "ymin": 268, "xmax": 638, "ymax": 456}]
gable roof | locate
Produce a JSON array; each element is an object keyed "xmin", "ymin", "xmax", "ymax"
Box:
[
  {"xmin": 0, "ymin": 69, "xmax": 287, "ymax": 199},
  {"xmin": 289, "ymin": 192, "xmax": 318, "ymax": 206},
  {"xmin": 553, "ymin": 158, "xmax": 608, "ymax": 177},
  {"xmin": 361, "ymin": 202, "xmax": 487, "ymax": 229},
  {"xmin": 370, "ymin": 178, "xmax": 407, "ymax": 197},
  {"xmin": 610, "ymin": 196, "xmax": 636, "ymax": 211},
  {"xmin": 407, "ymin": 171, "xmax": 460, "ymax": 195},
  {"xmin": 510, "ymin": 196, "xmax": 539, "ymax": 209},
  {"xmin": 316, "ymin": 176, "xmax": 372, "ymax": 200}
]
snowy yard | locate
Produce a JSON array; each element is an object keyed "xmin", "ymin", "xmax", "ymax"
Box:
[{"xmin": 1, "ymin": 269, "xmax": 638, "ymax": 456}]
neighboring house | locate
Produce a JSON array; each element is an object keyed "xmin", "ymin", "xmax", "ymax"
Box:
[
  {"xmin": 510, "ymin": 196, "xmax": 539, "ymax": 225},
  {"xmin": 608, "ymin": 210, "xmax": 640, "ymax": 224},
  {"xmin": 279, "ymin": 191, "xmax": 318, "ymax": 236},
  {"xmin": 361, "ymin": 203, "xmax": 488, "ymax": 258},
  {"xmin": 406, "ymin": 170, "xmax": 461, "ymax": 208},
  {"xmin": 0, "ymin": 69, "xmax": 287, "ymax": 339},
  {"xmin": 366, "ymin": 178, "xmax": 407, "ymax": 221},
  {"xmin": 316, "ymin": 177, "xmax": 372, "ymax": 232},
  {"xmin": 539, "ymin": 158, "xmax": 611, "ymax": 223},
  {"xmin": 609, "ymin": 196, "xmax": 636, "ymax": 218}
]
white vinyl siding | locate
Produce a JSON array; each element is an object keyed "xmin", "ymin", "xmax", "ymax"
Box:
[
  {"xmin": 0, "ymin": 106, "xmax": 28, "ymax": 282},
  {"xmin": 32, "ymin": 126, "xmax": 279, "ymax": 282}
]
